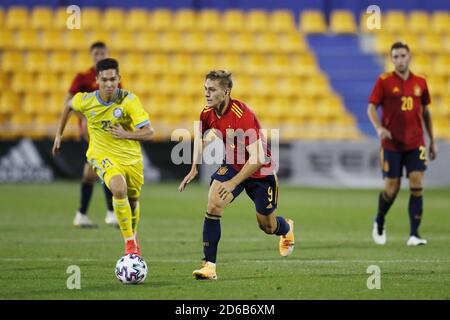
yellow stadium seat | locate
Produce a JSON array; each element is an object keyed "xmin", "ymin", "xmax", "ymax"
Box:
[
  {"xmin": 230, "ymin": 32, "xmax": 254, "ymax": 53},
  {"xmin": 183, "ymin": 74, "xmax": 204, "ymax": 96},
  {"xmin": 121, "ymin": 53, "xmax": 145, "ymax": 75},
  {"xmin": 48, "ymin": 93, "xmax": 66, "ymax": 115},
  {"xmin": 22, "ymin": 93, "xmax": 46, "ymax": 115},
  {"xmin": 81, "ymin": 7, "xmax": 101, "ymax": 30},
  {"xmin": 128, "ymin": 74, "xmax": 156, "ymax": 96},
  {"xmin": 169, "ymin": 53, "xmax": 194, "ymax": 74},
  {"xmin": 5, "ymin": 6, "xmax": 28, "ymax": 30},
  {"xmin": 88, "ymin": 30, "xmax": 111, "ymax": 45},
  {"xmin": 195, "ymin": 54, "xmax": 219, "ymax": 74},
  {"xmin": 395, "ymin": 33, "xmax": 420, "ymax": 52},
  {"xmin": 34, "ymin": 114, "xmax": 59, "ymax": 137},
  {"xmin": 218, "ymin": 54, "xmax": 242, "ymax": 73},
  {"xmin": 247, "ymin": 10, "xmax": 269, "ymax": 32},
  {"xmin": 144, "ymin": 53, "xmax": 170, "ymax": 74},
  {"xmin": 408, "ymin": 11, "xmax": 430, "ymax": 34},
  {"xmin": 230, "ymin": 75, "xmax": 252, "ymax": 98},
  {"xmin": 408, "ymin": 54, "xmax": 432, "ymax": 76},
  {"xmin": 60, "ymin": 72, "xmax": 76, "ymax": 92},
  {"xmin": 244, "ymin": 54, "xmax": 267, "ymax": 75},
  {"xmin": 427, "ymin": 75, "xmax": 447, "ymax": 97},
  {"xmin": 49, "ymin": 51, "xmax": 73, "ymax": 72},
  {"xmin": 170, "ymin": 95, "xmax": 194, "ymax": 117},
  {"xmin": 299, "ymin": 10, "xmax": 327, "ymax": 34},
  {"xmin": 40, "ymin": 30, "xmax": 64, "ymax": 51},
  {"xmin": 254, "ymin": 32, "xmax": 279, "ymax": 53},
  {"xmin": 65, "ymin": 30, "xmax": 89, "ymax": 51},
  {"xmin": 156, "ymin": 75, "xmax": 181, "ymax": 95},
  {"xmin": 430, "ymin": 11, "xmax": 449, "ymax": 34},
  {"xmin": 126, "ymin": 8, "xmax": 149, "ymax": 31},
  {"xmin": 135, "ymin": 31, "xmax": 159, "ymax": 52},
  {"xmin": 159, "ymin": 31, "xmax": 183, "ymax": 52},
  {"xmin": 183, "ymin": 32, "xmax": 207, "ymax": 52},
  {"xmin": 173, "ymin": 9, "xmax": 196, "ymax": 31},
  {"xmin": 0, "ymin": 92, "xmax": 21, "ymax": 115},
  {"xmin": 10, "ymin": 114, "xmax": 35, "ymax": 139},
  {"xmin": 278, "ymin": 32, "xmax": 308, "ymax": 53},
  {"xmin": 254, "ymin": 76, "xmax": 277, "ymax": 97},
  {"xmin": 330, "ymin": 10, "xmax": 357, "ymax": 33},
  {"xmin": 383, "ymin": 11, "xmax": 407, "ymax": 33},
  {"xmin": 198, "ymin": 9, "xmax": 220, "ymax": 31},
  {"xmin": 148, "ymin": 9, "xmax": 172, "ymax": 31},
  {"xmin": 11, "ymin": 72, "xmax": 34, "ymax": 93},
  {"xmin": 16, "ymin": 30, "xmax": 40, "ymax": 50},
  {"xmin": 373, "ymin": 33, "xmax": 395, "ymax": 54},
  {"xmin": 36, "ymin": 72, "xmax": 61, "ymax": 93},
  {"xmin": 270, "ymin": 10, "xmax": 296, "ymax": 32},
  {"xmin": 433, "ymin": 55, "xmax": 450, "ymax": 76},
  {"xmin": 30, "ymin": 6, "xmax": 53, "ymax": 30},
  {"xmin": 53, "ymin": 7, "xmax": 70, "ymax": 30},
  {"xmin": 110, "ymin": 31, "xmax": 136, "ymax": 51},
  {"xmin": 0, "ymin": 30, "xmax": 15, "ymax": 50},
  {"xmin": 1, "ymin": 51, "xmax": 24, "ymax": 72},
  {"xmin": 267, "ymin": 54, "xmax": 290, "ymax": 76},
  {"xmin": 73, "ymin": 52, "xmax": 93, "ymax": 72},
  {"xmin": 275, "ymin": 76, "xmax": 303, "ymax": 97},
  {"xmin": 0, "ymin": 72, "xmax": 6, "ymax": 90},
  {"xmin": 0, "ymin": 8, "xmax": 4, "ymax": 27},
  {"xmin": 209, "ymin": 32, "xmax": 231, "ymax": 53},
  {"xmin": 223, "ymin": 10, "xmax": 245, "ymax": 32},
  {"xmin": 103, "ymin": 8, "xmax": 125, "ymax": 31},
  {"xmin": 25, "ymin": 52, "xmax": 48, "ymax": 72},
  {"xmin": 290, "ymin": 53, "xmax": 318, "ymax": 76},
  {"xmin": 304, "ymin": 74, "xmax": 331, "ymax": 97},
  {"xmin": 422, "ymin": 33, "xmax": 445, "ymax": 53}
]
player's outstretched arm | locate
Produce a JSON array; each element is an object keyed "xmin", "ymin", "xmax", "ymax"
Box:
[
  {"xmin": 367, "ymin": 103, "xmax": 392, "ymax": 140},
  {"xmin": 52, "ymin": 102, "xmax": 73, "ymax": 156},
  {"xmin": 422, "ymin": 105, "xmax": 437, "ymax": 160}
]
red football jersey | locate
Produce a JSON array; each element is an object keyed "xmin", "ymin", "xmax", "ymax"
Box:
[
  {"xmin": 68, "ymin": 67, "xmax": 98, "ymax": 94},
  {"xmin": 369, "ymin": 71, "xmax": 431, "ymax": 151},
  {"xmin": 200, "ymin": 99, "xmax": 274, "ymax": 178}
]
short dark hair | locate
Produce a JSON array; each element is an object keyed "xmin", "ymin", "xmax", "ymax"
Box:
[
  {"xmin": 205, "ymin": 70, "xmax": 233, "ymax": 90},
  {"xmin": 96, "ymin": 58, "xmax": 119, "ymax": 75},
  {"xmin": 391, "ymin": 41, "xmax": 410, "ymax": 53},
  {"xmin": 90, "ymin": 41, "xmax": 107, "ymax": 52}
]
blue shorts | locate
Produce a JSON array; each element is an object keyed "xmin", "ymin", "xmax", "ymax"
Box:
[
  {"xmin": 380, "ymin": 146, "xmax": 427, "ymax": 178},
  {"xmin": 210, "ymin": 164, "xmax": 278, "ymax": 215}
]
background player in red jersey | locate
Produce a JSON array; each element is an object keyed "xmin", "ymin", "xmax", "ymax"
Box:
[
  {"xmin": 179, "ymin": 70, "xmax": 295, "ymax": 280},
  {"xmin": 65, "ymin": 42, "xmax": 117, "ymax": 228},
  {"xmin": 368, "ymin": 42, "xmax": 437, "ymax": 246}
]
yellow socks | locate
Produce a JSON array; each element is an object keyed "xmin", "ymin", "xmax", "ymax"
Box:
[
  {"xmin": 131, "ymin": 201, "xmax": 140, "ymax": 235},
  {"xmin": 112, "ymin": 197, "xmax": 133, "ymax": 240}
]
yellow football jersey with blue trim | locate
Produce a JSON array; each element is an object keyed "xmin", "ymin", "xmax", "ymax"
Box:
[{"xmin": 71, "ymin": 89, "xmax": 150, "ymax": 165}]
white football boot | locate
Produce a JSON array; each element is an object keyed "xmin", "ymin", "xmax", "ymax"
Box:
[
  {"xmin": 372, "ymin": 222, "xmax": 386, "ymax": 245},
  {"xmin": 73, "ymin": 211, "xmax": 98, "ymax": 228},
  {"xmin": 406, "ymin": 235, "xmax": 427, "ymax": 246},
  {"xmin": 105, "ymin": 210, "xmax": 119, "ymax": 228}
]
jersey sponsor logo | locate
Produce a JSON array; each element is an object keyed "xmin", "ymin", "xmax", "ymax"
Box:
[
  {"xmin": 113, "ymin": 107, "xmax": 123, "ymax": 118},
  {"xmin": 414, "ymin": 85, "xmax": 422, "ymax": 96},
  {"xmin": 217, "ymin": 166, "xmax": 228, "ymax": 175}
]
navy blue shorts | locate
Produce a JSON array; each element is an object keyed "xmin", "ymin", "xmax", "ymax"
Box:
[
  {"xmin": 380, "ymin": 146, "xmax": 427, "ymax": 178},
  {"xmin": 210, "ymin": 164, "xmax": 278, "ymax": 215}
]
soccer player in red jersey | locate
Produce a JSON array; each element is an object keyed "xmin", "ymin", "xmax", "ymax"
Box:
[
  {"xmin": 179, "ymin": 70, "xmax": 295, "ymax": 280},
  {"xmin": 368, "ymin": 42, "xmax": 437, "ymax": 246},
  {"xmin": 65, "ymin": 42, "xmax": 117, "ymax": 228}
]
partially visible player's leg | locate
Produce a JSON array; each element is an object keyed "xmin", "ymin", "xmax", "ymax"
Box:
[
  {"xmin": 405, "ymin": 147, "xmax": 428, "ymax": 245},
  {"xmin": 373, "ymin": 149, "xmax": 402, "ymax": 244},
  {"xmin": 103, "ymin": 184, "xmax": 117, "ymax": 227},
  {"xmin": 125, "ymin": 161, "xmax": 144, "ymax": 254},
  {"xmin": 73, "ymin": 163, "xmax": 98, "ymax": 228}
]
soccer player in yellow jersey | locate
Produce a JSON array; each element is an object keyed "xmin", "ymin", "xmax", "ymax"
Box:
[{"xmin": 52, "ymin": 58, "xmax": 154, "ymax": 255}]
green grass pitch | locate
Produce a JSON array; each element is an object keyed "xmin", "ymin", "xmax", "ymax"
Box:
[{"xmin": 0, "ymin": 182, "xmax": 449, "ymax": 299}]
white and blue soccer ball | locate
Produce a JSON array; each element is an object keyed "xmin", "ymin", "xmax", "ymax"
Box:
[{"xmin": 115, "ymin": 254, "xmax": 148, "ymax": 284}]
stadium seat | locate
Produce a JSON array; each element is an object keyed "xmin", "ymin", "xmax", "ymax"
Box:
[
  {"xmin": 183, "ymin": 32, "xmax": 207, "ymax": 52},
  {"xmin": 155, "ymin": 74, "xmax": 181, "ymax": 95},
  {"xmin": 30, "ymin": 6, "xmax": 53, "ymax": 30},
  {"xmin": 159, "ymin": 31, "xmax": 183, "ymax": 52},
  {"xmin": 148, "ymin": 9, "xmax": 172, "ymax": 31},
  {"xmin": 53, "ymin": 7, "xmax": 70, "ymax": 30},
  {"xmin": 244, "ymin": 54, "xmax": 267, "ymax": 75},
  {"xmin": 330, "ymin": 10, "xmax": 357, "ymax": 34},
  {"xmin": 218, "ymin": 54, "xmax": 242, "ymax": 74},
  {"xmin": 304, "ymin": 74, "xmax": 331, "ymax": 97},
  {"xmin": 16, "ymin": 30, "xmax": 40, "ymax": 50},
  {"xmin": 230, "ymin": 32, "xmax": 254, "ymax": 53},
  {"xmin": 103, "ymin": 8, "xmax": 125, "ymax": 31},
  {"xmin": 267, "ymin": 54, "xmax": 290, "ymax": 76},
  {"xmin": 407, "ymin": 54, "xmax": 432, "ymax": 76},
  {"xmin": 430, "ymin": 11, "xmax": 449, "ymax": 34},
  {"xmin": 5, "ymin": 6, "xmax": 28, "ymax": 30},
  {"xmin": 65, "ymin": 30, "xmax": 90, "ymax": 51},
  {"xmin": 49, "ymin": 51, "xmax": 73, "ymax": 72},
  {"xmin": 395, "ymin": 33, "xmax": 420, "ymax": 52},
  {"xmin": 0, "ymin": 30, "xmax": 15, "ymax": 50},
  {"xmin": 1, "ymin": 51, "xmax": 24, "ymax": 72},
  {"xmin": 195, "ymin": 54, "xmax": 218, "ymax": 75},
  {"xmin": 254, "ymin": 32, "xmax": 280, "ymax": 53},
  {"xmin": 36, "ymin": 72, "xmax": 61, "ymax": 93},
  {"xmin": 144, "ymin": 53, "xmax": 170, "ymax": 74},
  {"xmin": 11, "ymin": 72, "xmax": 33, "ymax": 93},
  {"xmin": 223, "ymin": 10, "xmax": 245, "ymax": 32},
  {"xmin": 169, "ymin": 53, "xmax": 194, "ymax": 74},
  {"xmin": 0, "ymin": 72, "xmax": 6, "ymax": 91},
  {"xmin": 433, "ymin": 55, "xmax": 450, "ymax": 76},
  {"xmin": 422, "ymin": 33, "xmax": 445, "ymax": 53},
  {"xmin": 278, "ymin": 32, "xmax": 308, "ymax": 53},
  {"xmin": 121, "ymin": 53, "xmax": 145, "ymax": 75},
  {"xmin": 9, "ymin": 114, "xmax": 35, "ymax": 138},
  {"xmin": 0, "ymin": 92, "xmax": 20, "ymax": 115},
  {"xmin": 80, "ymin": 7, "xmax": 101, "ymax": 30},
  {"xmin": 208, "ymin": 32, "xmax": 232, "ymax": 53},
  {"xmin": 197, "ymin": 9, "xmax": 221, "ymax": 31},
  {"xmin": 275, "ymin": 76, "xmax": 303, "ymax": 97},
  {"xmin": 73, "ymin": 52, "xmax": 93, "ymax": 72},
  {"xmin": 41, "ymin": 30, "xmax": 65, "ymax": 51},
  {"xmin": 173, "ymin": 9, "xmax": 197, "ymax": 31},
  {"xmin": 22, "ymin": 93, "xmax": 46, "ymax": 115},
  {"xmin": 408, "ymin": 11, "xmax": 430, "ymax": 34},
  {"xmin": 289, "ymin": 53, "xmax": 318, "ymax": 76},
  {"xmin": 48, "ymin": 92, "xmax": 66, "ymax": 115},
  {"xmin": 0, "ymin": 8, "xmax": 4, "ymax": 27},
  {"xmin": 383, "ymin": 11, "xmax": 407, "ymax": 33},
  {"xmin": 427, "ymin": 75, "xmax": 448, "ymax": 97},
  {"xmin": 373, "ymin": 33, "xmax": 395, "ymax": 54},
  {"xmin": 299, "ymin": 10, "xmax": 327, "ymax": 34},
  {"xmin": 247, "ymin": 10, "xmax": 269, "ymax": 32},
  {"xmin": 270, "ymin": 10, "xmax": 296, "ymax": 32},
  {"xmin": 110, "ymin": 31, "xmax": 136, "ymax": 52},
  {"xmin": 34, "ymin": 114, "xmax": 59, "ymax": 138},
  {"xmin": 126, "ymin": 8, "xmax": 149, "ymax": 31},
  {"xmin": 60, "ymin": 72, "xmax": 76, "ymax": 92},
  {"xmin": 25, "ymin": 52, "xmax": 48, "ymax": 72},
  {"xmin": 135, "ymin": 31, "xmax": 159, "ymax": 52}
]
